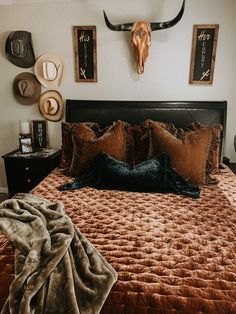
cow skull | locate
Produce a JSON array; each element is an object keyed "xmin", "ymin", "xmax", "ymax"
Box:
[{"xmin": 103, "ymin": 0, "xmax": 185, "ymax": 74}]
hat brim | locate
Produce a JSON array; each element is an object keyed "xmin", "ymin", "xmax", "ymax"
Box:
[
  {"xmin": 13, "ymin": 72, "xmax": 41, "ymax": 105},
  {"xmin": 38, "ymin": 90, "xmax": 63, "ymax": 122}
]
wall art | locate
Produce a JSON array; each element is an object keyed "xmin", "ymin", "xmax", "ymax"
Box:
[
  {"xmin": 103, "ymin": 0, "xmax": 185, "ymax": 74},
  {"xmin": 189, "ymin": 24, "xmax": 219, "ymax": 84},
  {"xmin": 73, "ymin": 26, "xmax": 97, "ymax": 82}
]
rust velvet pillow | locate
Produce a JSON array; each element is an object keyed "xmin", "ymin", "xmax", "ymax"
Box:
[
  {"xmin": 59, "ymin": 122, "xmax": 100, "ymax": 169},
  {"xmin": 184, "ymin": 122, "xmax": 223, "ymax": 174},
  {"xmin": 70, "ymin": 120, "xmax": 127, "ymax": 177},
  {"xmin": 132, "ymin": 123, "xmax": 150, "ymax": 165},
  {"xmin": 148, "ymin": 121, "xmax": 212, "ymax": 185},
  {"xmin": 133, "ymin": 121, "xmax": 177, "ymax": 165}
]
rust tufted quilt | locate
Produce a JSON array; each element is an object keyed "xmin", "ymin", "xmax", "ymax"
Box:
[{"xmin": 1, "ymin": 164, "xmax": 236, "ymax": 313}]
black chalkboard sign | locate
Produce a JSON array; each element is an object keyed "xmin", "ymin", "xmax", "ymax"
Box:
[
  {"xmin": 31, "ymin": 120, "xmax": 48, "ymax": 149},
  {"xmin": 73, "ymin": 26, "xmax": 97, "ymax": 82},
  {"xmin": 189, "ymin": 24, "xmax": 219, "ymax": 84}
]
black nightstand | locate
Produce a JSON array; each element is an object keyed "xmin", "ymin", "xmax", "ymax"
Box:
[
  {"xmin": 228, "ymin": 163, "xmax": 236, "ymax": 175},
  {"xmin": 2, "ymin": 149, "xmax": 61, "ymax": 197}
]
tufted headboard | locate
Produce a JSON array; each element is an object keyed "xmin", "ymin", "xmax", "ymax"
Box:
[{"xmin": 65, "ymin": 99, "xmax": 227, "ymax": 158}]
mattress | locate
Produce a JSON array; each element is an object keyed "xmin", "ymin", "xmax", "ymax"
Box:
[{"xmin": 1, "ymin": 164, "xmax": 236, "ymax": 313}]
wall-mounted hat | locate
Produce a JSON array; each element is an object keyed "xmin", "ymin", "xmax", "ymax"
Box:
[
  {"xmin": 13, "ymin": 72, "xmax": 41, "ymax": 105},
  {"xmin": 34, "ymin": 53, "xmax": 63, "ymax": 88},
  {"xmin": 5, "ymin": 31, "xmax": 36, "ymax": 68},
  {"xmin": 38, "ymin": 90, "xmax": 63, "ymax": 122}
]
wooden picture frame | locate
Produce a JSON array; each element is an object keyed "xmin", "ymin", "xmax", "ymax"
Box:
[
  {"xmin": 31, "ymin": 120, "xmax": 48, "ymax": 150},
  {"xmin": 73, "ymin": 26, "xmax": 97, "ymax": 82},
  {"xmin": 19, "ymin": 136, "xmax": 33, "ymax": 154},
  {"xmin": 189, "ymin": 24, "xmax": 219, "ymax": 84}
]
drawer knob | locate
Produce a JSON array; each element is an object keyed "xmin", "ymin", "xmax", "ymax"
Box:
[
  {"xmin": 25, "ymin": 167, "xmax": 30, "ymax": 171},
  {"xmin": 27, "ymin": 178, "xmax": 31, "ymax": 183}
]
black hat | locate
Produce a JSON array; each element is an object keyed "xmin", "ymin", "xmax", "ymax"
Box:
[{"xmin": 5, "ymin": 30, "xmax": 36, "ymax": 68}]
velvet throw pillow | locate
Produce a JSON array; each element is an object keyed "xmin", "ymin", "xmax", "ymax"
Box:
[
  {"xmin": 59, "ymin": 152, "xmax": 200, "ymax": 198},
  {"xmin": 148, "ymin": 121, "xmax": 212, "ymax": 185},
  {"xmin": 70, "ymin": 120, "xmax": 127, "ymax": 177},
  {"xmin": 132, "ymin": 123, "xmax": 150, "ymax": 165},
  {"xmin": 132, "ymin": 120, "xmax": 177, "ymax": 165},
  {"xmin": 59, "ymin": 122, "xmax": 100, "ymax": 169},
  {"xmin": 184, "ymin": 122, "xmax": 223, "ymax": 174},
  {"xmin": 95, "ymin": 152, "xmax": 200, "ymax": 198}
]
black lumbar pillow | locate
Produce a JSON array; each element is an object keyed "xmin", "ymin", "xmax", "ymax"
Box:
[{"xmin": 59, "ymin": 152, "xmax": 200, "ymax": 198}]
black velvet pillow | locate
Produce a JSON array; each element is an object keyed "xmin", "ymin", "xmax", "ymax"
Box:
[
  {"xmin": 95, "ymin": 152, "xmax": 168, "ymax": 192},
  {"xmin": 59, "ymin": 152, "xmax": 200, "ymax": 198}
]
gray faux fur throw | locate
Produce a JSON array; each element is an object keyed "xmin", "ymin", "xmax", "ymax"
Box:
[{"xmin": 0, "ymin": 193, "xmax": 117, "ymax": 314}]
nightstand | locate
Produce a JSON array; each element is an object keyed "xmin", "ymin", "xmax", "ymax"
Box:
[{"xmin": 2, "ymin": 149, "xmax": 61, "ymax": 197}]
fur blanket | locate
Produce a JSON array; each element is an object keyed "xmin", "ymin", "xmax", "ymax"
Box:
[{"xmin": 0, "ymin": 193, "xmax": 117, "ymax": 314}]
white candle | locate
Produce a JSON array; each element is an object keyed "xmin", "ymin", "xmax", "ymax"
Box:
[{"xmin": 19, "ymin": 120, "xmax": 31, "ymax": 134}]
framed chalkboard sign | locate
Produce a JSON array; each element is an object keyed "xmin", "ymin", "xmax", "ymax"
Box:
[
  {"xmin": 73, "ymin": 26, "xmax": 97, "ymax": 82},
  {"xmin": 189, "ymin": 24, "xmax": 219, "ymax": 84},
  {"xmin": 31, "ymin": 120, "xmax": 48, "ymax": 149}
]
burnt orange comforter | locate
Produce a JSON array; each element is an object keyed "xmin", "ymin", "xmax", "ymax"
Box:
[{"xmin": 1, "ymin": 164, "xmax": 236, "ymax": 313}]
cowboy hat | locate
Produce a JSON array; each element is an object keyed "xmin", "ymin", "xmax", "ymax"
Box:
[
  {"xmin": 13, "ymin": 72, "xmax": 41, "ymax": 105},
  {"xmin": 34, "ymin": 53, "xmax": 63, "ymax": 88},
  {"xmin": 38, "ymin": 90, "xmax": 63, "ymax": 122},
  {"xmin": 5, "ymin": 30, "xmax": 36, "ymax": 68}
]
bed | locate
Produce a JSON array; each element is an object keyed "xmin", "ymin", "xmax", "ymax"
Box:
[{"xmin": 1, "ymin": 99, "xmax": 236, "ymax": 314}]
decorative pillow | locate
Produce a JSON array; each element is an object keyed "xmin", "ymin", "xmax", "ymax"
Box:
[
  {"xmin": 148, "ymin": 121, "xmax": 212, "ymax": 185},
  {"xmin": 123, "ymin": 122, "xmax": 135, "ymax": 165},
  {"xmin": 59, "ymin": 152, "xmax": 200, "ymax": 198},
  {"xmin": 184, "ymin": 122, "xmax": 223, "ymax": 174},
  {"xmin": 133, "ymin": 120, "xmax": 177, "ymax": 164},
  {"xmin": 132, "ymin": 123, "xmax": 150, "ymax": 165},
  {"xmin": 59, "ymin": 122, "xmax": 99, "ymax": 169},
  {"xmin": 70, "ymin": 120, "xmax": 127, "ymax": 177},
  {"xmin": 96, "ymin": 121, "xmax": 135, "ymax": 166},
  {"xmin": 60, "ymin": 121, "xmax": 135, "ymax": 170}
]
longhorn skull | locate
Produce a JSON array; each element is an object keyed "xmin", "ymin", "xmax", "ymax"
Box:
[{"xmin": 103, "ymin": 0, "xmax": 185, "ymax": 74}]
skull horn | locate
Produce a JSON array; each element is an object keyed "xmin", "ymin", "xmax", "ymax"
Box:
[
  {"xmin": 103, "ymin": 10, "xmax": 133, "ymax": 31},
  {"xmin": 150, "ymin": 0, "xmax": 185, "ymax": 31}
]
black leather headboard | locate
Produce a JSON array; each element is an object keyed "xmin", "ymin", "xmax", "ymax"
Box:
[{"xmin": 65, "ymin": 99, "xmax": 227, "ymax": 156}]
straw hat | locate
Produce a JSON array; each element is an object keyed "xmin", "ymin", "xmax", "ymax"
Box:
[
  {"xmin": 13, "ymin": 72, "xmax": 41, "ymax": 105},
  {"xmin": 5, "ymin": 30, "xmax": 36, "ymax": 68},
  {"xmin": 34, "ymin": 53, "xmax": 63, "ymax": 88},
  {"xmin": 38, "ymin": 90, "xmax": 63, "ymax": 122}
]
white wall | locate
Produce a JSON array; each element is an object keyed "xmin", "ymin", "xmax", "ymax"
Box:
[{"xmin": 0, "ymin": 0, "xmax": 236, "ymax": 191}]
